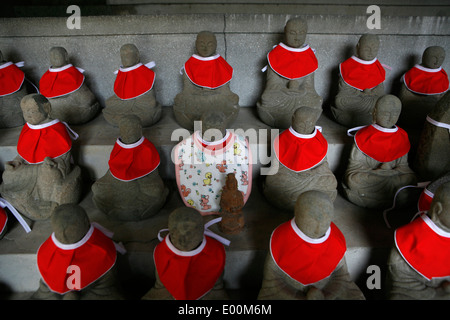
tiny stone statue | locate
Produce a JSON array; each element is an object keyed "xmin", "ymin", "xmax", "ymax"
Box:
[
  {"xmin": 257, "ymin": 18, "xmax": 322, "ymax": 129},
  {"xmin": 219, "ymin": 172, "xmax": 245, "ymax": 234},
  {"xmin": 399, "ymin": 46, "xmax": 449, "ymax": 129},
  {"xmin": 342, "ymin": 95, "xmax": 417, "ymax": 209},
  {"xmin": 0, "ymin": 94, "xmax": 82, "ymax": 220},
  {"xmin": 103, "ymin": 44, "xmax": 161, "ymax": 127},
  {"xmin": 31, "ymin": 204, "xmax": 124, "ymax": 300},
  {"xmin": 263, "ymin": 107, "xmax": 337, "ymax": 211},
  {"xmin": 39, "ymin": 46, "xmax": 99, "ymax": 125},
  {"xmin": 173, "ymin": 31, "xmax": 240, "ymax": 130},
  {"xmin": 0, "ymin": 50, "xmax": 29, "ymax": 128},
  {"xmin": 332, "ymin": 34, "xmax": 386, "ymax": 127},
  {"xmin": 142, "ymin": 207, "xmax": 229, "ymax": 300},
  {"xmin": 258, "ymin": 191, "xmax": 365, "ymax": 300},
  {"xmin": 91, "ymin": 115, "xmax": 168, "ymax": 221},
  {"xmin": 387, "ymin": 182, "xmax": 450, "ymax": 300},
  {"xmin": 173, "ymin": 111, "xmax": 251, "ymax": 215}
]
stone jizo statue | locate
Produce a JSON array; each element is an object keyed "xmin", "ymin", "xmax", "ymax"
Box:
[{"xmin": 219, "ymin": 172, "xmax": 245, "ymax": 234}]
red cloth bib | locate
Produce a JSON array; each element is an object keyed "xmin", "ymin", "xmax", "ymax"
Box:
[
  {"xmin": 37, "ymin": 225, "xmax": 117, "ymax": 294},
  {"xmin": 418, "ymin": 188, "xmax": 433, "ymax": 212},
  {"xmin": 17, "ymin": 120, "xmax": 73, "ymax": 164},
  {"xmin": 39, "ymin": 64, "xmax": 84, "ymax": 98},
  {"xmin": 354, "ymin": 124, "xmax": 410, "ymax": 162},
  {"xmin": 184, "ymin": 54, "xmax": 233, "ymax": 89},
  {"xmin": 267, "ymin": 43, "xmax": 318, "ymax": 80},
  {"xmin": 395, "ymin": 214, "xmax": 450, "ymax": 280},
  {"xmin": 270, "ymin": 219, "xmax": 346, "ymax": 285},
  {"xmin": 154, "ymin": 235, "xmax": 226, "ymax": 300},
  {"xmin": 113, "ymin": 63, "xmax": 156, "ymax": 100},
  {"xmin": 0, "ymin": 62, "xmax": 25, "ymax": 96},
  {"xmin": 403, "ymin": 65, "xmax": 449, "ymax": 95},
  {"xmin": 339, "ymin": 56, "xmax": 386, "ymax": 91},
  {"xmin": 0, "ymin": 207, "xmax": 7, "ymax": 235},
  {"xmin": 273, "ymin": 126, "xmax": 328, "ymax": 172},
  {"xmin": 108, "ymin": 136, "xmax": 160, "ymax": 181}
]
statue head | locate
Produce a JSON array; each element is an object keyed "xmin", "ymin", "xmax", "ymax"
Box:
[
  {"xmin": 168, "ymin": 207, "xmax": 204, "ymax": 251},
  {"xmin": 51, "ymin": 204, "xmax": 91, "ymax": 245},
  {"xmin": 118, "ymin": 114, "xmax": 143, "ymax": 144},
  {"xmin": 196, "ymin": 31, "xmax": 217, "ymax": 58},
  {"xmin": 373, "ymin": 95, "xmax": 402, "ymax": 128},
  {"xmin": 429, "ymin": 182, "xmax": 450, "ymax": 232},
  {"xmin": 225, "ymin": 172, "xmax": 238, "ymax": 190},
  {"xmin": 422, "ymin": 46, "xmax": 445, "ymax": 69},
  {"xmin": 284, "ymin": 18, "xmax": 308, "ymax": 48},
  {"xmin": 291, "ymin": 106, "xmax": 322, "ymax": 135},
  {"xmin": 49, "ymin": 47, "xmax": 69, "ymax": 68},
  {"xmin": 294, "ymin": 190, "xmax": 333, "ymax": 239},
  {"xmin": 20, "ymin": 94, "xmax": 52, "ymax": 125},
  {"xmin": 120, "ymin": 44, "xmax": 140, "ymax": 68},
  {"xmin": 356, "ymin": 34, "xmax": 380, "ymax": 61},
  {"xmin": 201, "ymin": 111, "xmax": 227, "ymax": 142}
]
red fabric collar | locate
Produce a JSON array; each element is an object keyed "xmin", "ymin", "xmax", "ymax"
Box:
[
  {"xmin": 339, "ymin": 56, "xmax": 386, "ymax": 91},
  {"xmin": 418, "ymin": 188, "xmax": 434, "ymax": 212},
  {"xmin": 403, "ymin": 65, "xmax": 449, "ymax": 95},
  {"xmin": 0, "ymin": 207, "xmax": 7, "ymax": 235},
  {"xmin": 395, "ymin": 214, "xmax": 450, "ymax": 280},
  {"xmin": 267, "ymin": 43, "xmax": 318, "ymax": 80},
  {"xmin": 114, "ymin": 63, "xmax": 156, "ymax": 100},
  {"xmin": 39, "ymin": 64, "xmax": 84, "ymax": 98},
  {"xmin": 270, "ymin": 219, "xmax": 346, "ymax": 285},
  {"xmin": 184, "ymin": 54, "xmax": 233, "ymax": 89},
  {"xmin": 0, "ymin": 62, "xmax": 25, "ymax": 96}
]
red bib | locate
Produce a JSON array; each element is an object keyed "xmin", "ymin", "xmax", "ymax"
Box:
[
  {"xmin": 395, "ymin": 214, "xmax": 450, "ymax": 280},
  {"xmin": 0, "ymin": 207, "xmax": 7, "ymax": 235},
  {"xmin": 17, "ymin": 120, "xmax": 73, "ymax": 164},
  {"xmin": 354, "ymin": 124, "xmax": 410, "ymax": 162},
  {"xmin": 154, "ymin": 235, "xmax": 226, "ymax": 300},
  {"xmin": 0, "ymin": 62, "xmax": 25, "ymax": 96},
  {"xmin": 267, "ymin": 43, "xmax": 318, "ymax": 80},
  {"xmin": 37, "ymin": 225, "xmax": 117, "ymax": 294},
  {"xmin": 273, "ymin": 126, "xmax": 328, "ymax": 172},
  {"xmin": 339, "ymin": 56, "xmax": 386, "ymax": 91},
  {"xmin": 183, "ymin": 54, "xmax": 233, "ymax": 89},
  {"xmin": 108, "ymin": 136, "xmax": 160, "ymax": 181},
  {"xmin": 39, "ymin": 64, "xmax": 85, "ymax": 98},
  {"xmin": 418, "ymin": 188, "xmax": 433, "ymax": 212},
  {"xmin": 113, "ymin": 63, "xmax": 156, "ymax": 100},
  {"xmin": 270, "ymin": 219, "xmax": 346, "ymax": 285},
  {"xmin": 403, "ymin": 65, "xmax": 449, "ymax": 95}
]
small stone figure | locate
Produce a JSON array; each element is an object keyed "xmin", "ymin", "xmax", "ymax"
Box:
[
  {"xmin": 219, "ymin": 173, "xmax": 245, "ymax": 234},
  {"xmin": 263, "ymin": 107, "xmax": 337, "ymax": 211},
  {"xmin": 142, "ymin": 207, "xmax": 229, "ymax": 300},
  {"xmin": 173, "ymin": 31, "xmax": 240, "ymax": 130},
  {"xmin": 39, "ymin": 46, "xmax": 99, "ymax": 125},
  {"xmin": 257, "ymin": 18, "xmax": 322, "ymax": 129},
  {"xmin": 342, "ymin": 95, "xmax": 417, "ymax": 209},
  {"xmin": 31, "ymin": 204, "xmax": 124, "ymax": 300},
  {"xmin": 0, "ymin": 50, "xmax": 29, "ymax": 128},
  {"xmin": 399, "ymin": 46, "xmax": 449, "ymax": 129},
  {"xmin": 0, "ymin": 94, "xmax": 82, "ymax": 220},
  {"xmin": 387, "ymin": 182, "xmax": 450, "ymax": 300},
  {"xmin": 332, "ymin": 34, "xmax": 386, "ymax": 127},
  {"xmin": 91, "ymin": 115, "xmax": 168, "ymax": 221},
  {"xmin": 103, "ymin": 44, "xmax": 161, "ymax": 127},
  {"xmin": 258, "ymin": 191, "xmax": 365, "ymax": 300},
  {"xmin": 173, "ymin": 111, "xmax": 251, "ymax": 215}
]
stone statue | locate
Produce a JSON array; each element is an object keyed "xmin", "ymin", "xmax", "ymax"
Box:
[
  {"xmin": 142, "ymin": 207, "xmax": 229, "ymax": 300},
  {"xmin": 39, "ymin": 46, "xmax": 99, "ymax": 125},
  {"xmin": 91, "ymin": 115, "xmax": 168, "ymax": 221},
  {"xmin": 0, "ymin": 94, "xmax": 82, "ymax": 221},
  {"xmin": 31, "ymin": 204, "xmax": 124, "ymax": 300},
  {"xmin": 0, "ymin": 50, "xmax": 28, "ymax": 128},
  {"xmin": 257, "ymin": 18, "xmax": 322, "ymax": 129},
  {"xmin": 342, "ymin": 95, "xmax": 417, "ymax": 209},
  {"xmin": 414, "ymin": 91, "xmax": 450, "ymax": 181},
  {"xmin": 173, "ymin": 111, "xmax": 251, "ymax": 215},
  {"xmin": 219, "ymin": 172, "xmax": 245, "ymax": 234},
  {"xmin": 258, "ymin": 191, "xmax": 365, "ymax": 300},
  {"xmin": 173, "ymin": 31, "xmax": 240, "ymax": 130},
  {"xmin": 387, "ymin": 182, "xmax": 450, "ymax": 300},
  {"xmin": 103, "ymin": 44, "xmax": 161, "ymax": 127},
  {"xmin": 263, "ymin": 107, "xmax": 337, "ymax": 211},
  {"xmin": 399, "ymin": 46, "xmax": 448, "ymax": 129},
  {"xmin": 331, "ymin": 34, "xmax": 386, "ymax": 127}
]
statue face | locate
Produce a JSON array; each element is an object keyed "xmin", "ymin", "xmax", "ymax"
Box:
[
  {"xmin": 284, "ymin": 21, "xmax": 307, "ymax": 48},
  {"xmin": 292, "ymin": 110, "xmax": 318, "ymax": 134},
  {"xmin": 374, "ymin": 103, "xmax": 401, "ymax": 128},
  {"xmin": 294, "ymin": 191, "xmax": 332, "ymax": 239},
  {"xmin": 119, "ymin": 119, "xmax": 142, "ymax": 144},
  {"xmin": 49, "ymin": 47, "xmax": 69, "ymax": 68},
  {"xmin": 170, "ymin": 220, "xmax": 204, "ymax": 251},
  {"xmin": 356, "ymin": 39, "xmax": 379, "ymax": 61},
  {"xmin": 196, "ymin": 33, "xmax": 217, "ymax": 57},
  {"xmin": 422, "ymin": 47, "xmax": 445, "ymax": 69},
  {"xmin": 21, "ymin": 100, "xmax": 48, "ymax": 125},
  {"xmin": 120, "ymin": 44, "xmax": 140, "ymax": 68}
]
